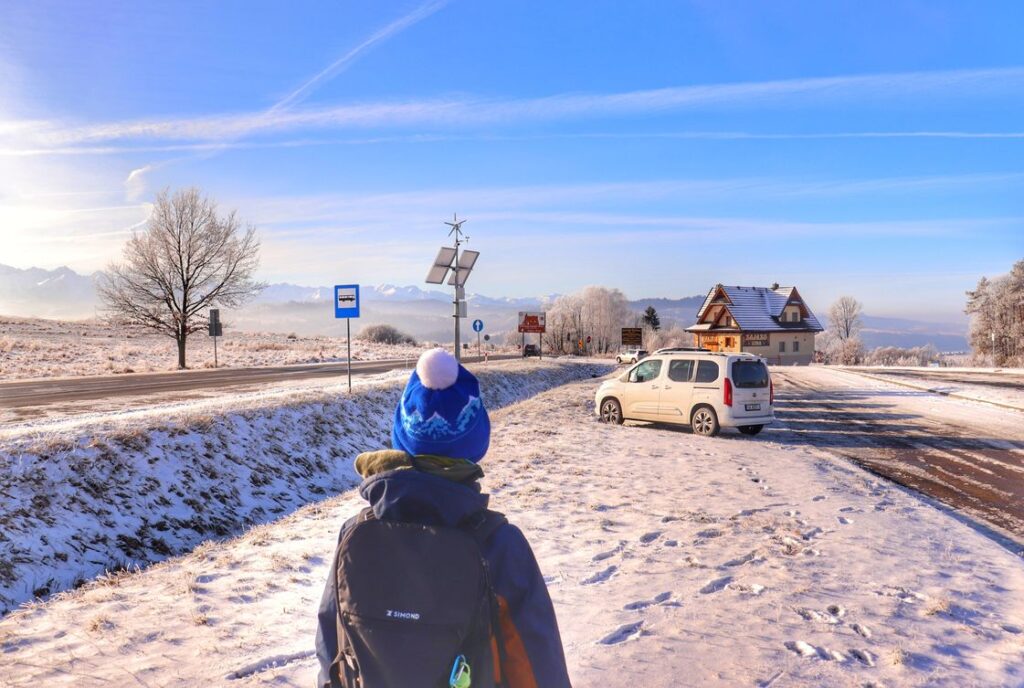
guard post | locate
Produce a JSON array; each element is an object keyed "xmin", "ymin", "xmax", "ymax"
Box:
[{"xmin": 334, "ymin": 284, "xmax": 361, "ymax": 392}]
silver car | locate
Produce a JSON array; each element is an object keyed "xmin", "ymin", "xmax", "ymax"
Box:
[{"xmin": 615, "ymin": 349, "xmax": 648, "ymax": 364}]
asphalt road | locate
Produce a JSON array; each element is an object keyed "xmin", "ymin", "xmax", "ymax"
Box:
[
  {"xmin": 0, "ymin": 354, "xmax": 521, "ymax": 411},
  {"xmin": 771, "ymin": 368, "xmax": 1024, "ymax": 550}
]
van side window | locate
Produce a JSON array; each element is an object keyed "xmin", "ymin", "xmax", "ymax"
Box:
[
  {"xmin": 694, "ymin": 360, "xmax": 719, "ymax": 383},
  {"xmin": 668, "ymin": 360, "xmax": 694, "ymax": 382},
  {"xmin": 629, "ymin": 360, "xmax": 662, "ymax": 383}
]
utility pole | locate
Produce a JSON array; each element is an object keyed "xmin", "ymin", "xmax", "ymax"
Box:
[{"xmin": 445, "ymin": 214, "xmax": 468, "ymax": 362}]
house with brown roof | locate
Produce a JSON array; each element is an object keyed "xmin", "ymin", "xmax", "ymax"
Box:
[{"xmin": 686, "ymin": 283, "xmax": 824, "ymax": 365}]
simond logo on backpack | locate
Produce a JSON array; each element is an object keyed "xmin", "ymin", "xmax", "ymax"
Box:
[{"xmin": 385, "ymin": 609, "xmax": 421, "ymax": 621}]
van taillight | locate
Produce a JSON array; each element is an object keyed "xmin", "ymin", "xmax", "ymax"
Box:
[
  {"xmin": 770, "ymin": 378, "xmax": 774, "ymax": 405},
  {"xmin": 724, "ymin": 378, "xmax": 733, "ymax": 407}
]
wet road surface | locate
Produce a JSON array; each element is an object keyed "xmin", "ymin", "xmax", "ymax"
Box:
[{"xmin": 771, "ymin": 367, "xmax": 1024, "ymax": 549}]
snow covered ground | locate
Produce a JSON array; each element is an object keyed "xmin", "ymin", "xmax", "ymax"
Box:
[
  {"xmin": 0, "ymin": 315, "xmax": 503, "ymax": 380},
  {"xmin": 0, "ymin": 358, "xmax": 609, "ymax": 614},
  {"xmin": 842, "ymin": 365, "xmax": 1024, "ymax": 412},
  {"xmin": 3, "ymin": 373, "xmax": 1023, "ymax": 686}
]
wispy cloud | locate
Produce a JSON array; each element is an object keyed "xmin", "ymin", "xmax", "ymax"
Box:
[
  {"xmin": 7, "ymin": 67, "xmax": 1024, "ymax": 149},
  {"xmin": 5, "ymin": 130, "xmax": 1024, "ymax": 157},
  {"xmin": 268, "ymin": 0, "xmax": 450, "ymax": 113}
]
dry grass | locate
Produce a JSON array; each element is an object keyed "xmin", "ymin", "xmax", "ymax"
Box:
[
  {"xmin": 88, "ymin": 615, "xmax": 116, "ymax": 633},
  {"xmin": 887, "ymin": 646, "xmax": 908, "ymax": 666},
  {"xmin": 924, "ymin": 596, "xmax": 951, "ymax": 616}
]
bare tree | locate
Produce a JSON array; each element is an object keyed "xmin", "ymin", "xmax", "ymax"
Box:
[
  {"xmin": 98, "ymin": 188, "xmax": 265, "ymax": 369},
  {"xmin": 829, "ymin": 296, "xmax": 863, "ymax": 342}
]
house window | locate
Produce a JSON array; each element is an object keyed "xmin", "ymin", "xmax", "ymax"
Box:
[
  {"xmin": 791, "ymin": 311, "xmax": 799, "ymax": 322},
  {"xmin": 794, "ymin": 340, "xmax": 800, "ymax": 352},
  {"xmin": 724, "ymin": 337, "xmax": 733, "ymax": 347},
  {"xmin": 779, "ymin": 341, "xmax": 786, "ymax": 353}
]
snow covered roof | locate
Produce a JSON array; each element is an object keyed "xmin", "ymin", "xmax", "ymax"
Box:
[{"xmin": 688, "ymin": 284, "xmax": 823, "ymax": 333}]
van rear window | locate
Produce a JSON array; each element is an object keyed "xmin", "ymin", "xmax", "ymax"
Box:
[{"xmin": 732, "ymin": 360, "xmax": 769, "ymax": 388}]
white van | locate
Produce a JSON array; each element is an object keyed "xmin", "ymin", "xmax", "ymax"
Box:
[{"xmin": 594, "ymin": 352, "xmax": 774, "ymax": 436}]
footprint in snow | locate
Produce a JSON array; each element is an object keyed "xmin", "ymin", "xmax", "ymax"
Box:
[
  {"xmin": 812, "ymin": 495, "xmax": 827, "ymax": 502},
  {"xmin": 695, "ymin": 528, "xmax": 724, "ymax": 539},
  {"xmin": 623, "ymin": 591, "xmax": 673, "ymax": 611},
  {"xmin": 785, "ymin": 640, "xmax": 817, "ymax": 658},
  {"xmin": 699, "ymin": 576, "xmax": 733, "ymax": 594},
  {"xmin": 850, "ymin": 648, "xmax": 875, "ymax": 667},
  {"xmin": 723, "ymin": 550, "xmax": 764, "ymax": 567},
  {"xmin": 581, "ymin": 566, "xmax": 618, "ymax": 585},
  {"xmin": 592, "ymin": 542, "xmax": 624, "ymax": 562},
  {"xmin": 795, "ymin": 608, "xmax": 840, "ymax": 624},
  {"xmin": 599, "ymin": 621, "xmax": 644, "ymax": 645},
  {"xmin": 851, "ymin": 622, "xmax": 872, "ymax": 639},
  {"xmin": 639, "ymin": 531, "xmax": 662, "ymax": 544},
  {"xmin": 838, "ymin": 516, "xmax": 853, "ymax": 525}
]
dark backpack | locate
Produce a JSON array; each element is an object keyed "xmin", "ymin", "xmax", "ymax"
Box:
[{"xmin": 327, "ymin": 508, "xmax": 508, "ymax": 688}]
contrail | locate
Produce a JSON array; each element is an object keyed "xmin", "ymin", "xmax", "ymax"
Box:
[{"xmin": 268, "ymin": 0, "xmax": 450, "ymax": 114}]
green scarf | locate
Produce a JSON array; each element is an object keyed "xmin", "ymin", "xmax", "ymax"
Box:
[{"xmin": 355, "ymin": 449, "xmax": 484, "ymax": 484}]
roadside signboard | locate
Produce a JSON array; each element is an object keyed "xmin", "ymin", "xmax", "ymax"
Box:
[
  {"xmin": 209, "ymin": 308, "xmax": 223, "ymax": 368},
  {"xmin": 472, "ymin": 319, "xmax": 484, "ymax": 333},
  {"xmin": 334, "ymin": 285, "xmax": 360, "ymax": 319},
  {"xmin": 333, "ymin": 284, "xmax": 360, "ymax": 392},
  {"xmin": 208, "ymin": 308, "xmax": 223, "ymax": 337},
  {"xmin": 621, "ymin": 327, "xmax": 642, "ymax": 347},
  {"xmin": 517, "ymin": 312, "xmax": 546, "ymax": 333},
  {"xmin": 742, "ymin": 332, "xmax": 769, "ymax": 347}
]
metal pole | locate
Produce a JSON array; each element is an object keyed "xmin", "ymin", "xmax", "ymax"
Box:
[
  {"xmin": 346, "ymin": 317, "xmax": 352, "ymax": 392},
  {"xmin": 453, "ymin": 234, "xmax": 461, "ymax": 362},
  {"xmin": 477, "ymin": 331, "xmax": 481, "ymax": 360},
  {"xmin": 213, "ymin": 335, "xmax": 218, "ymax": 368}
]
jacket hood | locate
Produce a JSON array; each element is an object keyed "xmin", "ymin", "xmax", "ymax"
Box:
[{"xmin": 358, "ymin": 468, "xmax": 490, "ymax": 527}]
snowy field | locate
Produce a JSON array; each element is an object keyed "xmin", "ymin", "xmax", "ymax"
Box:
[
  {"xmin": 3, "ymin": 373, "xmax": 1024, "ymax": 686},
  {"xmin": 0, "ymin": 358, "xmax": 610, "ymax": 614},
  {"xmin": 0, "ymin": 315, "xmax": 483, "ymax": 380},
  {"xmin": 841, "ymin": 365, "xmax": 1024, "ymax": 412}
]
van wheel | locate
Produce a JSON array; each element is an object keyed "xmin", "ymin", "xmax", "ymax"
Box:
[
  {"xmin": 600, "ymin": 398, "xmax": 624, "ymax": 425},
  {"xmin": 738, "ymin": 425, "xmax": 763, "ymax": 436},
  {"xmin": 691, "ymin": 407, "xmax": 720, "ymax": 437}
]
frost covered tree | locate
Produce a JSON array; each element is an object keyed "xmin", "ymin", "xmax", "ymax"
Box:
[
  {"xmin": 543, "ymin": 287, "xmax": 631, "ymax": 354},
  {"xmin": 821, "ymin": 296, "xmax": 864, "ymax": 365},
  {"xmin": 966, "ymin": 259, "xmax": 1024, "ymax": 365},
  {"xmin": 98, "ymin": 188, "xmax": 265, "ymax": 369}
]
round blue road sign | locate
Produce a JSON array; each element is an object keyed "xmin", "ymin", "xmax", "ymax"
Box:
[{"xmin": 472, "ymin": 319, "xmax": 484, "ymax": 333}]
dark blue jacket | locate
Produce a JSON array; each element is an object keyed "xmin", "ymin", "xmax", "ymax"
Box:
[{"xmin": 315, "ymin": 468, "xmax": 572, "ymax": 687}]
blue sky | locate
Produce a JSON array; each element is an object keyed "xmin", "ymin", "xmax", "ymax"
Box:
[{"xmin": 1, "ymin": 1, "xmax": 1022, "ymax": 320}]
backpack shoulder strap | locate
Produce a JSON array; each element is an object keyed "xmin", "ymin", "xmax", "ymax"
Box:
[{"xmin": 461, "ymin": 509, "xmax": 508, "ymax": 550}]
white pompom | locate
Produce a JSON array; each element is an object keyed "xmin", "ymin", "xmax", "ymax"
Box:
[{"xmin": 416, "ymin": 348, "xmax": 460, "ymax": 390}]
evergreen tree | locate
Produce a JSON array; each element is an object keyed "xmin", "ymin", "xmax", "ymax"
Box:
[{"xmin": 642, "ymin": 305, "xmax": 661, "ymax": 331}]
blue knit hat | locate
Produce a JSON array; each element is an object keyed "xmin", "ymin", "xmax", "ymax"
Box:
[{"xmin": 392, "ymin": 348, "xmax": 491, "ymax": 463}]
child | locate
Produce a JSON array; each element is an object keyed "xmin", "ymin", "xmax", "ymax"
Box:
[{"xmin": 316, "ymin": 348, "xmax": 571, "ymax": 688}]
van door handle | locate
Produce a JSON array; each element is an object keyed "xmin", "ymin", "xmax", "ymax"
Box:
[
  {"xmin": 650, "ymin": 385, "xmax": 660, "ymax": 389},
  {"xmin": 663, "ymin": 386, "xmax": 672, "ymax": 390}
]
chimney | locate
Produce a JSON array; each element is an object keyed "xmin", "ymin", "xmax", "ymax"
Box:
[{"xmin": 770, "ymin": 282, "xmax": 780, "ymax": 290}]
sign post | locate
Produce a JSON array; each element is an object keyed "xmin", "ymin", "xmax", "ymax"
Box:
[
  {"xmin": 517, "ymin": 311, "xmax": 546, "ymax": 359},
  {"xmin": 334, "ymin": 285, "xmax": 361, "ymax": 392},
  {"xmin": 208, "ymin": 308, "xmax": 223, "ymax": 368},
  {"xmin": 472, "ymin": 319, "xmax": 484, "ymax": 359}
]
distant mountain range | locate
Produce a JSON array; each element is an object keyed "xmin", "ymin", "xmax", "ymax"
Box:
[{"xmin": 0, "ymin": 264, "xmax": 969, "ymax": 350}]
